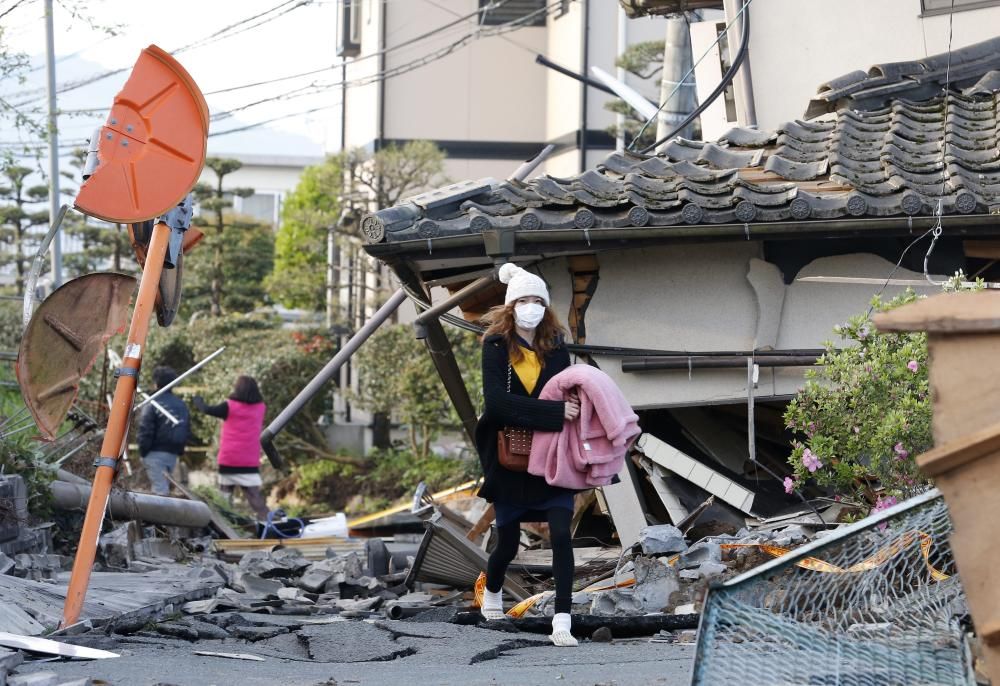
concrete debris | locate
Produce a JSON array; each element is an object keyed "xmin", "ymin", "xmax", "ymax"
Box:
[
  {"xmin": 679, "ymin": 561, "xmax": 728, "ymax": 581},
  {"xmin": 98, "ymin": 522, "xmax": 138, "ymax": 569},
  {"xmin": 676, "ymin": 540, "xmax": 722, "ymax": 569},
  {"xmin": 132, "ymin": 537, "xmax": 185, "ymax": 562},
  {"xmin": 12, "ymin": 554, "xmax": 69, "ymax": 581},
  {"xmin": 639, "ymin": 524, "xmax": 688, "ymax": 555},
  {"xmin": 591, "ymin": 557, "xmax": 680, "ymax": 616}
]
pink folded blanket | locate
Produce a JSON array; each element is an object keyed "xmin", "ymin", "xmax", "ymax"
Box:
[{"xmin": 527, "ymin": 364, "xmax": 640, "ymax": 489}]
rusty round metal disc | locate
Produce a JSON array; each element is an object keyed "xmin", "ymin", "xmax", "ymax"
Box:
[{"xmin": 16, "ymin": 273, "xmax": 137, "ymax": 439}]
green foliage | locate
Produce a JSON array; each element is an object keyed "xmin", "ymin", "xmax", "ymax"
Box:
[
  {"xmin": 267, "ymin": 141, "xmax": 446, "ymax": 312},
  {"xmin": 784, "ymin": 282, "xmax": 983, "ymax": 509},
  {"xmin": 351, "ymin": 324, "xmax": 481, "ymax": 458},
  {"xmin": 62, "ymin": 149, "xmax": 135, "ymax": 277},
  {"xmin": 184, "ymin": 216, "xmax": 274, "ymax": 316},
  {"xmin": 0, "ymin": 163, "xmax": 51, "ymax": 293},
  {"xmin": 292, "ymin": 448, "xmax": 478, "ymax": 513},
  {"xmin": 0, "ymin": 375, "xmax": 54, "ymax": 524},
  {"xmin": 616, "ymin": 40, "xmax": 665, "ymax": 78},
  {"xmin": 190, "ymin": 157, "xmax": 273, "ymax": 317},
  {"xmin": 267, "ymin": 158, "xmax": 343, "ymax": 310},
  {"xmin": 191, "ymin": 484, "xmax": 254, "ymax": 527}
]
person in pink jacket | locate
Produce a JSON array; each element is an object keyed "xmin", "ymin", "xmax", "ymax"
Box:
[{"xmin": 193, "ymin": 375, "xmax": 269, "ymax": 520}]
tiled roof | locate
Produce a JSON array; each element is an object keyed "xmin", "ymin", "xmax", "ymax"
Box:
[
  {"xmin": 361, "ymin": 38, "xmax": 1000, "ymax": 245},
  {"xmin": 806, "ymin": 37, "xmax": 1000, "ymax": 119}
]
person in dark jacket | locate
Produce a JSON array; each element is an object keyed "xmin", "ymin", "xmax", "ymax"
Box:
[
  {"xmin": 476, "ymin": 263, "xmax": 581, "ymax": 647},
  {"xmin": 137, "ymin": 366, "xmax": 191, "ymax": 496},
  {"xmin": 193, "ymin": 375, "xmax": 269, "ymax": 520}
]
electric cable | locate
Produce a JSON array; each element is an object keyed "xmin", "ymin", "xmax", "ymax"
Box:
[
  {"xmin": 205, "ymin": 0, "xmax": 563, "ymax": 123},
  {"xmin": 922, "ymin": 0, "xmax": 956, "ymax": 288},
  {"xmin": 635, "ymin": 0, "xmax": 753, "ymax": 154},
  {"xmin": 8, "ymin": 0, "xmax": 314, "ymax": 106}
]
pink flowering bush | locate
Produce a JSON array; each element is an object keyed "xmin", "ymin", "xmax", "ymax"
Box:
[{"xmin": 783, "ymin": 289, "xmax": 933, "ymax": 512}]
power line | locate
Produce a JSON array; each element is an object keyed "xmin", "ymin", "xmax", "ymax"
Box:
[
  {"xmin": 8, "ymin": 0, "xmax": 315, "ymax": 106},
  {"xmin": 629, "ymin": 0, "xmax": 755, "ymax": 150},
  {"xmin": 0, "ymin": 0, "xmax": 35, "ymax": 22},
  {"xmin": 193, "ymin": 0, "xmax": 513, "ymax": 98},
  {"xmin": 207, "ymin": 0, "xmax": 563, "ymax": 122},
  {"xmin": 922, "ymin": 0, "xmax": 956, "ymax": 288},
  {"xmin": 208, "ymin": 100, "xmax": 342, "ymax": 138}
]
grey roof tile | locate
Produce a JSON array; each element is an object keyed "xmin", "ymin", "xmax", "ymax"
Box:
[
  {"xmin": 764, "ymin": 155, "xmax": 829, "ymax": 181},
  {"xmin": 363, "ymin": 52, "xmax": 1000, "ymax": 245},
  {"xmin": 719, "ymin": 127, "xmax": 778, "ymax": 147},
  {"xmin": 808, "ymin": 37, "xmax": 1000, "ymax": 118},
  {"xmin": 699, "ymin": 143, "xmax": 764, "ymax": 168}
]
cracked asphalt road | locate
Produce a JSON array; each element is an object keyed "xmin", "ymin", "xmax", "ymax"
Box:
[{"xmin": 15, "ymin": 619, "xmax": 695, "ymax": 685}]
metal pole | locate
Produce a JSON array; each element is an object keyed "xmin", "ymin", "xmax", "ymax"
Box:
[
  {"xmin": 413, "ymin": 275, "xmax": 495, "ymax": 332},
  {"xmin": 43, "ymin": 0, "xmax": 62, "ymax": 288},
  {"xmin": 509, "ymin": 146, "xmax": 554, "ymax": 183},
  {"xmin": 260, "ymin": 287, "xmax": 407, "ymax": 467},
  {"xmin": 656, "ymin": 16, "xmax": 696, "ymax": 148},
  {"xmin": 326, "ymin": 224, "xmax": 336, "ymax": 329},
  {"xmin": 616, "ymin": 5, "xmax": 627, "ymax": 153},
  {"xmin": 62, "ymin": 221, "xmax": 171, "ymax": 628},
  {"xmin": 23, "ymin": 204, "xmax": 67, "ymax": 329},
  {"xmin": 722, "ymin": 0, "xmax": 757, "ymax": 127},
  {"xmin": 51, "ymin": 481, "xmax": 212, "ymax": 528},
  {"xmin": 133, "ymin": 346, "xmax": 226, "ymax": 409}
]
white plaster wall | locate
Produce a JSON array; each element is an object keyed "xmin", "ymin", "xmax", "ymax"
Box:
[
  {"xmin": 342, "ymin": 0, "xmax": 385, "ymax": 149},
  {"xmin": 745, "ymin": 0, "xmax": 1000, "ymax": 131},
  {"xmin": 382, "ymin": 0, "xmax": 548, "ymax": 143},
  {"xmin": 198, "ymin": 162, "xmax": 315, "ymax": 195},
  {"xmin": 529, "ymin": 246, "xmax": 942, "ymax": 409},
  {"xmin": 771, "ymin": 253, "xmax": 939, "ymax": 396}
]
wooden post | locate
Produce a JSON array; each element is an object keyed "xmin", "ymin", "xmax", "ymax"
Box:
[{"xmin": 874, "ymin": 291, "xmax": 1000, "ymax": 679}]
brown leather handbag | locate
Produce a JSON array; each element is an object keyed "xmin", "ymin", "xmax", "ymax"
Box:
[{"xmin": 497, "ymin": 363, "xmax": 532, "ymax": 472}]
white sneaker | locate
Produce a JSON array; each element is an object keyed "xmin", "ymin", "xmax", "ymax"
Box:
[
  {"xmin": 481, "ymin": 587, "xmax": 505, "ymax": 620},
  {"xmin": 549, "ymin": 612, "xmax": 578, "ymax": 647}
]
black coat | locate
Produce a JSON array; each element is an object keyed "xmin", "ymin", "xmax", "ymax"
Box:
[
  {"xmin": 475, "ymin": 334, "xmax": 575, "ymax": 505},
  {"xmin": 137, "ymin": 390, "xmax": 191, "ymax": 457}
]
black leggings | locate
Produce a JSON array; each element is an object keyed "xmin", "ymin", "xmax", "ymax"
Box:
[{"xmin": 486, "ymin": 507, "xmax": 575, "ymax": 614}]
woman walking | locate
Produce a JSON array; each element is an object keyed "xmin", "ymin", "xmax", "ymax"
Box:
[
  {"xmin": 193, "ymin": 375, "xmax": 269, "ymax": 521},
  {"xmin": 476, "ymin": 263, "xmax": 581, "ymax": 647}
]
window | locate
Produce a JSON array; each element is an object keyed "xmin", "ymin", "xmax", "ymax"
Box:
[
  {"xmin": 479, "ymin": 0, "xmax": 547, "ymax": 27},
  {"xmin": 921, "ymin": 0, "xmax": 1000, "ymax": 15},
  {"xmin": 238, "ymin": 193, "xmax": 278, "ymax": 225},
  {"xmin": 338, "ymin": 0, "xmax": 362, "ymax": 57}
]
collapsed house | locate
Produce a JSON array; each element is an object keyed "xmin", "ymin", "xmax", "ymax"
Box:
[{"xmin": 360, "ymin": 37, "xmax": 1000, "ymax": 537}]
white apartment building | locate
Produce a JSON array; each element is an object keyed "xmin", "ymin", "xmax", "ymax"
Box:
[{"xmin": 335, "ymin": 0, "xmax": 673, "ymax": 181}]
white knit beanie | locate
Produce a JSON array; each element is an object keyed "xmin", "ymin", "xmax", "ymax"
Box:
[{"xmin": 498, "ymin": 263, "xmax": 549, "ymax": 306}]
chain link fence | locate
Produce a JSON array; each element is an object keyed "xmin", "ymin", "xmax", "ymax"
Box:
[{"xmin": 692, "ymin": 489, "xmax": 973, "ymax": 686}]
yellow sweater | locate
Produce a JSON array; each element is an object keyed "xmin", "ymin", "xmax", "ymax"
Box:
[{"xmin": 512, "ymin": 345, "xmax": 541, "ymax": 394}]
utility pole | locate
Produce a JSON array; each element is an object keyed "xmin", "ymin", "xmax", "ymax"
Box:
[
  {"xmin": 326, "ymin": 223, "xmax": 336, "ymax": 329},
  {"xmin": 655, "ymin": 15, "xmax": 697, "ymax": 149},
  {"xmin": 615, "ymin": 5, "xmax": 627, "ymax": 153},
  {"xmin": 44, "ymin": 0, "xmax": 62, "ymax": 288}
]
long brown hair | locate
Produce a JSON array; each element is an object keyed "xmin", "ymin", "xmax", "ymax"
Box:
[{"xmin": 481, "ymin": 302, "xmax": 566, "ymax": 367}]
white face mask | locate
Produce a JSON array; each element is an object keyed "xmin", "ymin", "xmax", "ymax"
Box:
[{"xmin": 514, "ymin": 302, "xmax": 546, "ymax": 330}]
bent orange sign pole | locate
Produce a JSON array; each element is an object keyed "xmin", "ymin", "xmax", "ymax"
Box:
[
  {"xmin": 59, "ymin": 44, "xmax": 208, "ymax": 628},
  {"xmin": 61, "ymin": 221, "xmax": 170, "ymax": 627}
]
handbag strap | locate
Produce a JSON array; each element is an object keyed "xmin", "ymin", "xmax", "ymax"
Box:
[{"xmin": 506, "ymin": 362, "xmax": 512, "ymax": 394}]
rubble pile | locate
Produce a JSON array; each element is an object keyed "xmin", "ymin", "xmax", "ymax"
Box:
[{"xmin": 0, "ymin": 458, "xmax": 848, "ymax": 683}]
